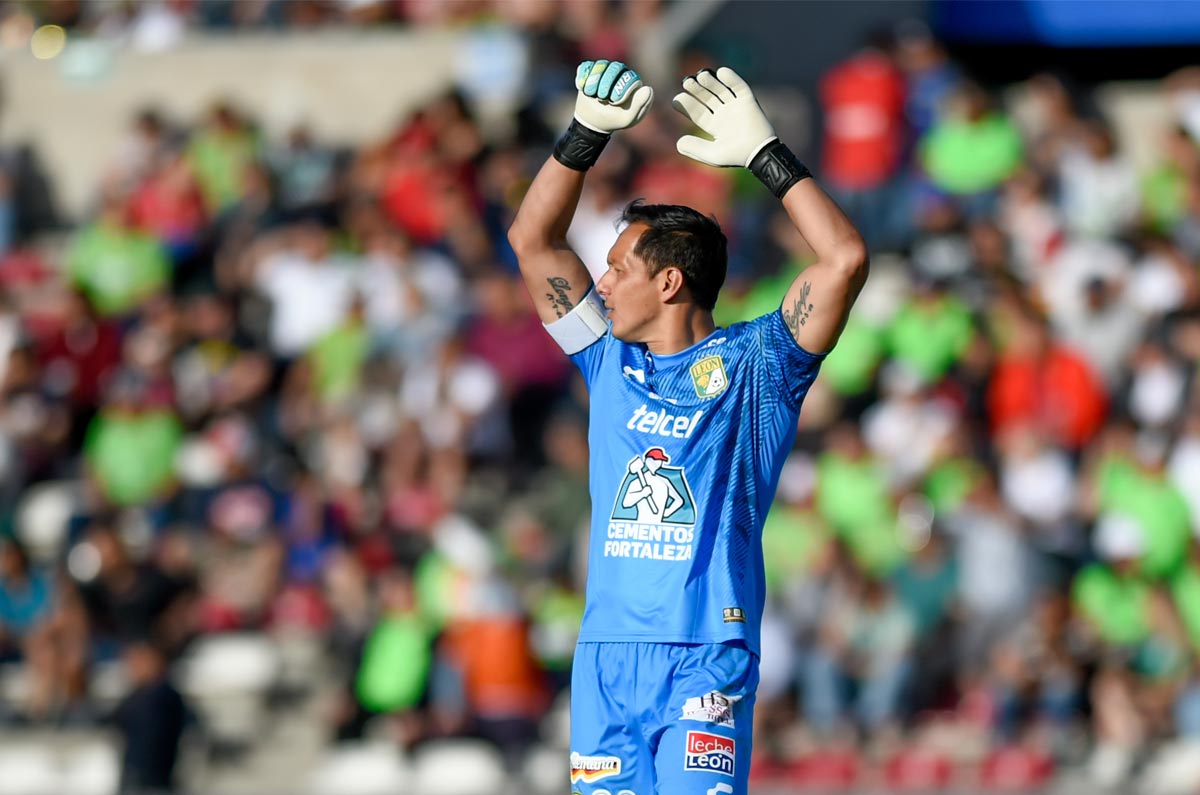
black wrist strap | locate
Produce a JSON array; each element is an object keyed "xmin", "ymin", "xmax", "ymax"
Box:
[
  {"xmin": 748, "ymin": 139, "xmax": 812, "ymax": 199},
  {"xmin": 553, "ymin": 119, "xmax": 611, "ymax": 171}
]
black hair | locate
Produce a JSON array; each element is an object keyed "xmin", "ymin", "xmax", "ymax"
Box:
[{"xmin": 619, "ymin": 200, "xmax": 727, "ymax": 311}]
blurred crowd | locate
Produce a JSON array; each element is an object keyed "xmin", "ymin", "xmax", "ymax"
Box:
[
  {"xmin": 7, "ymin": 0, "xmax": 648, "ymax": 45},
  {"xmin": 3, "ymin": 2, "xmax": 1200, "ymax": 791}
]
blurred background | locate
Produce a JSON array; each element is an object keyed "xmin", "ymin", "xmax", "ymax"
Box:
[{"xmin": 1, "ymin": 1, "xmax": 1200, "ymax": 794}]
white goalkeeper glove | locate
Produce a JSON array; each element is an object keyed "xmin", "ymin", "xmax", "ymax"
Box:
[
  {"xmin": 573, "ymin": 59, "xmax": 654, "ymax": 133},
  {"xmin": 672, "ymin": 67, "xmax": 776, "ymax": 167},
  {"xmin": 555, "ymin": 60, "xmax": 654, "ymax": 172},
  {"xmin": 672, "ymin": 67, "xmax": 811, "ymax": 197}
]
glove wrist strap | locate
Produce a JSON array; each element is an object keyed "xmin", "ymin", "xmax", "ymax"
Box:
[
  {"xmin": 748, "ymin": 139, "xmax": 812, "ymax": 199},
  {"xmin": 554, "ymin": 119, "xmax": 611, "ymax": 171}
]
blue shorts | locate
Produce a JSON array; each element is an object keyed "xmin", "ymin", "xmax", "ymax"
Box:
[{"xmin": 570, "ymin": 641, "xmax": 758, "ymax": 795}]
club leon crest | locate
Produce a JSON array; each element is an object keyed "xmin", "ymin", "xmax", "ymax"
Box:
[{"xmin": 690, "ymin": 355, "xmax": 728, "ymax": 398}]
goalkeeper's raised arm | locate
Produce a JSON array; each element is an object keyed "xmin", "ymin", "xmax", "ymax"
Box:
[
  {"xmin": 507, "ymin": 60, "xmax": 653, "ymax": 327},
  {"xmin": 672, "ymin": 67, "xmax": 869, "ymax": 354}
]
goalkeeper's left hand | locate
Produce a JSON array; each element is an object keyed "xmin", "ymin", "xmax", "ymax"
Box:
[{"xmin": 671, "ymin": 67, "xmax": 777, "ymax": 168}]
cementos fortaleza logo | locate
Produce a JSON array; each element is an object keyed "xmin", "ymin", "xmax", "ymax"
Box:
[{"xmin": 684, "ymin": 731, "xmax": 735, "ymax": 777}]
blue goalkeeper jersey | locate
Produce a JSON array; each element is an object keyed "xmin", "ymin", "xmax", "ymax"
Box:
[{"xmin": 570, "ymin": 308, "xmax": 824, "ymax": 655}]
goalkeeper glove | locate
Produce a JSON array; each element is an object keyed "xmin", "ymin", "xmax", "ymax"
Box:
[
  {"xmin": 672, "ymin": 67, "xmax": 811, "ymax": 198},
  {"xmin": 554, "ymin": 60, "xmax": 654, "ymax": 172}
]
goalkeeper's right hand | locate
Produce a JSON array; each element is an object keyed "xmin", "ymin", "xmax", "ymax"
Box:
[
  {"xmin": 573, "ymin": 59, "xmax": 654, "ymax": 134},
  {"xmin": 554, "ymin": 60, "xmax": 653, "ymax": 172}
]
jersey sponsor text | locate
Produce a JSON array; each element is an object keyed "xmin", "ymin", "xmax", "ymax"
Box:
[
  {"xmin": 684, "ymin": 732, "xmax": 735, "ymax": 777},
  {"xmin": 626, "ymin": 404, "xmax": 703, "ymax": 438},
  {"xmin": 570, "ymin": 753, "xmax": 622, "ymax": 784}
]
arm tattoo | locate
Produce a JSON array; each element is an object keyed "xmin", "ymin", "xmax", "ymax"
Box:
[
  {"xmin": 782, "ymin": 282, "xmax": 814, "ymax": 338},
  {"xmin": 546, "ymin": 276, "xmax": 574, "ymax": 318}
]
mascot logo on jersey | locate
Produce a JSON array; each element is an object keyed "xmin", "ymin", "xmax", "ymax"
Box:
[
  {"xmin": 689, "ymin": 355, "xmax": 728, "ymax": 398},
  {"xmin": 611, "ymin": 448, "xmax": 696, "ymax": 526}
]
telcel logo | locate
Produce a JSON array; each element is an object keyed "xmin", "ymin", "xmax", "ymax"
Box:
[
  {"xmin": 684, "ymin": 731, "xmax": 735, "ymax": 777},
  {"xmin": 626, "ymin": 404, "xmax": 703, "ymax": 439}
]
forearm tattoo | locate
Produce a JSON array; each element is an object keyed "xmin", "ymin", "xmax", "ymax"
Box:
[
  {"xmin": 783, "ymin": 282, "xmax": 814, "ymax": 338},
  {"xmin": 546, "ymin": 276, "xmax": 574, "ymax": 318}
]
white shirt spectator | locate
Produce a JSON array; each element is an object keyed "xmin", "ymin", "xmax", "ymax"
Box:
[
  {"xmin": 1003, "ymin": 198, "xmax": 1062, "ymax": 280},
  {"xmin": 1040, "ymin": 239, "xmax": 1142, "ymax": 387},
  {"xmin": 255, "ymin": 250, "xmax": 357, "ymax": 357},
  {"xmin": 1130, "ymin": 251, "xmax": 1189, "ymax": 317},
  {"xmin": 400, "ymin": 348, "xmax": 502, "ymax": 451},
  {"xmin": 1058, "ymin": 146, "xmax": 1141, "ymax": 238},
  {"xmin": 1000, "ymin": 445, "xmax": 1076, "ymax": 528},
  {"xmin": 358, "ymin": 247, "xmax": 462, "ymax": 335},
  {"xmin": 946, "ymin": 505, "xmax": 1030, "ymax": 620},
  {"xmin": 1129, "ymin": 355, "xmax": 1188, "ymax": 429},
  {"xmin": 862, "ymin": 364, "xmax": 958, "ymax": 488}
]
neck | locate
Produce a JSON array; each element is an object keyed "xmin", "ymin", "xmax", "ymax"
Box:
[{"xmin": 643, "ymin": 306, "xmax": 716, "ymax": 356}]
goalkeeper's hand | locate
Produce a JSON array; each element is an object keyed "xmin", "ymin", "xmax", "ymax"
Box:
[
  {"xmin": 572, "ymin": 59, "xmax": 654, "ymax": 134},
  {"xmin": 672, "ymin": 67, "xmax": 777, "ymax": 168}
]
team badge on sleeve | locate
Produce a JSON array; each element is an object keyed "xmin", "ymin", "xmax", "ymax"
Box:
[{"xmin": 689, "ymin": 355, "xmax": 728, "ymax": 398}]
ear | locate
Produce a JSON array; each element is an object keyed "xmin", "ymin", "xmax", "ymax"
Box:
[{"xmin": 658, "ymin": 266, "xmax": 686, "ymax": 303}]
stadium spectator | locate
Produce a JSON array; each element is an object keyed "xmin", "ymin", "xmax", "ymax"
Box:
[
  {"xmin": 920, "ymin": 82, "xmax": 1023, "ymax": 206},
  {"xmin": 65, "ymin": 194, "xmax": 171, "ymax": 318},
  {"xmin": 0, "ymin": 537, "xmax": 46, "ymax": 630},
  {"xmin": 819, "ymin": 34, "xmax": 908, "ymax": 248},
  {"xmin": 111, "ymin": 640, "xmax": 187, "ymax": 793}
]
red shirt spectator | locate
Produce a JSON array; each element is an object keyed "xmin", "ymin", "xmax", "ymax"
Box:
[
  {"xmin": 819, "ymin": 48, "xmax": 907, "ymax": 191},
  {"xmin": 129, "ymin": 156, "xmax": 207, "ymax": 247},
  {"xmin": 988, "ymin": 318, "xmax": 1108, "ymax": 450},
  {"xmin": 382, "ymin": 161, "xmax": 447, "ymax": 244}
]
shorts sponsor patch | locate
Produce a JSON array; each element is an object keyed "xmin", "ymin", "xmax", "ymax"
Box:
[
  {"xmin": 570, "ymin": 752, "xmax": 622, "ymax": 784},
  {"xmin": 684, "ymin": 731, "xmax": 735, "ymax": 777},
  {"xmin": 681, "ymin": 691, "xmax": 740, "ymax": 728},
  {"xmin": 707, "ymin": 785, "xmax": 734, "ymax": 795}
]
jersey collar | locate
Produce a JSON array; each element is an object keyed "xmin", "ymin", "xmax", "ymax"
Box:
[{"xmin": 643, "ymin": 328, "xmax": 726, "ymax": 371}]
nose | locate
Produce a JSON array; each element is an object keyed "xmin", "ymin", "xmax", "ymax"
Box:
[{"xmin": 596, "ymin": 271, "xmax": 612, "ymax": 300}]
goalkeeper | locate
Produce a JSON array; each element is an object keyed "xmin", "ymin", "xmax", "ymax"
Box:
[{"xmin": 508, "ymin": 60, "xmax": 868, "ymax": 795}]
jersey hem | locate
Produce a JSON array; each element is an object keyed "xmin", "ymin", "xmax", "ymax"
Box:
[{"xmin": 577, "ymin": 631, "xmax": 760, "ymax": 654}]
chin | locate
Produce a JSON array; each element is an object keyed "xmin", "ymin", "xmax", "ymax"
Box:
[
  {"xmin": 608, "ymin": 315, "xmax": 646, "ymax": 344},
  {"xmin": 610, "ymin": 324, "xmax": 637, "ymax": 343}
]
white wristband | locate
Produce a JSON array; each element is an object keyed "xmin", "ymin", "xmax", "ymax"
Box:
[{"xmin": 544, "ymin": 288, "xmax": 608, "ymax": 354}]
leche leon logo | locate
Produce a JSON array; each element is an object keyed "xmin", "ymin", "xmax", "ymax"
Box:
[{"xmin": 684, "ymin": 731, "xmax": 735, "ymax": 777}]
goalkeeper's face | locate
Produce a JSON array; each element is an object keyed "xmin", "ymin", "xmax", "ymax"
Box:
[{"xmin": 597, "ymin": 223, "xmax": 665, "ymax": 343}]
